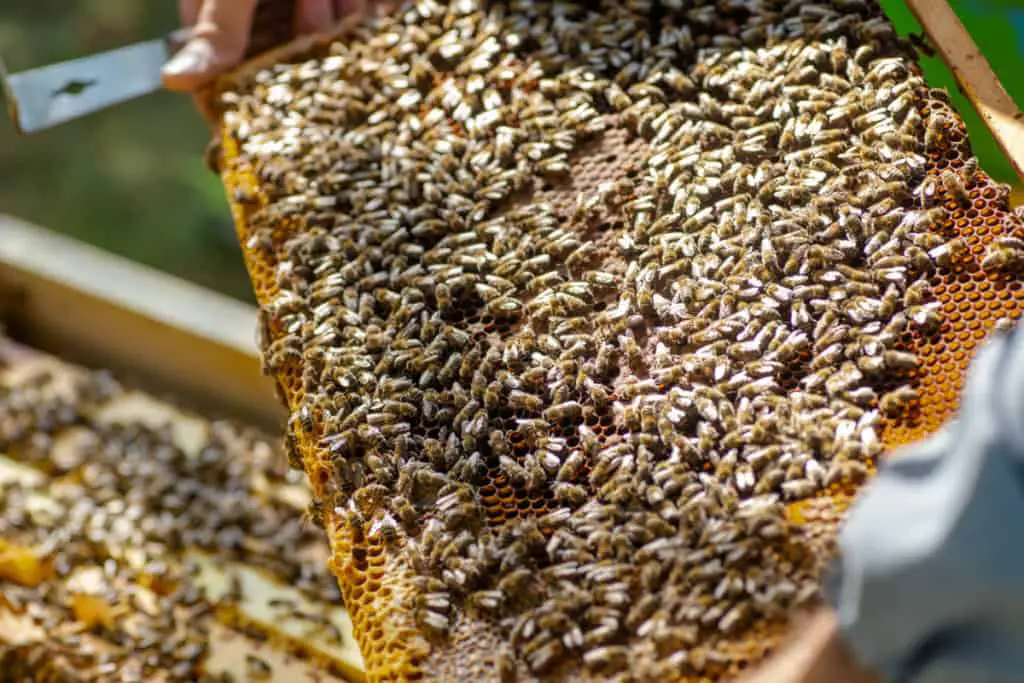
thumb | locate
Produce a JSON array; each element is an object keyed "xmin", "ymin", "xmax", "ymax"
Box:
[{"xmin": 162, "ymin": 0, "xmax": 258, "ymax": 92}]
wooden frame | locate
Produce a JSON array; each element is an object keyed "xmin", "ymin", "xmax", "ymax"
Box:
[
  {"xmin": 0, "ymin": 214, "xmax": 285, "ymax": 431},
  {"xmin": 908, "ymin": 0, "xmax": 1024, "ymax": 183}
]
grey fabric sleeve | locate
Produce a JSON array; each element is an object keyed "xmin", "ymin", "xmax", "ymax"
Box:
[{"xmin": 824, "ymin": 326, "xmax": 1024, "ymax": 683}]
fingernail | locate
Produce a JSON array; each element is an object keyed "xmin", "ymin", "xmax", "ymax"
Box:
[{"xmin": 163, "ymin": 40, "xmax": 214, "ymax": 79}]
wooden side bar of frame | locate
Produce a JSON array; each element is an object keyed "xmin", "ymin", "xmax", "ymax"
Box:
[{"xmin": 907, "ymin": 0, "xmax": 1024, "ymax": 183}]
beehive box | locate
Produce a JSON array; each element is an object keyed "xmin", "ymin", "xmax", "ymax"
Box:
[
  {"xmin": 0, "ymin": 218, "xmax": 366, "ymax": 682},
  {"xmin": 212, "ymin": 1, "xmax": 1024, "ymax": 681},
  {"xmin": 0, "ymin": 334, "xmax": 364, "ymax": 682}
]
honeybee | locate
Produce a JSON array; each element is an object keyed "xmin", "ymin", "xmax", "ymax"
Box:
[
  {"xmin": 857, "ymin": 354, "xmax": 885, "ymax": 374},
  {"xmin": 883, "ymin": 350, "xmax": 918, "ymax": 371},
  {"xmin": 928, "ymin": 238, "xmax": 965, "ymax": 269},
  {"xmin": 380, "ymin": 376, "xmax": 414, "ymax": 396},
  {"xmin": 543, "ymin": 401, "xmax": 583, "ymax": 423},
  {"xmin": 582, "ymin": 644, "xmax": 630, "ymax": 671},
  {"xmin": 940, "ymin": 169, "xmax": 971, "ymax": 206},
  {"xmin": 903, "ymin": 279, "xmax": 932, "ymax": 307},
  {"xmin": 415, "ymin": 606, "xmax": 449, "ymax": 637},
  {"xmin": 981, "ymin": 242, "xmax": 1024, "ymax": 272},
  {"xmin": 809, "ymin": 342, "xmax": 844, "ymax": 371},
  {"xmin": 992, "ymin": 316, "xmax": 1018, "ymax": 334},
  {"xmin": 553, "ymin": 482, "xmax": 587, "ymax": 506},
  {"xmin": 369, "ymin": 512, "xmax": 400, "ymax": 545},
  {"xmin": 505, "ymin": 389, "xmax": 544, "ymax": 417},
  {"xmin": 843, "ymin": 386, "xmax": 877, "ymax": 407},
  {"xmin": 780, "ymin": 478, "xmax": 818, "ymax": 501},
  {"xmin": 908, "ymin": 302, "xmax": 943, "ymax": 334},
  {"xmin": 924, "ymin": 113, "xmax": 951, "ymax": 150},
  {"xmin": 340, "ymin": 502, "xmax": 366, "ymax": 536},
  {"xmin": 880, "ymin": 384, "xmax": 920, "ymax": 416},
  {"xmin": 557, "ymin": 451, "xmax": 586, "ymax": 483},
  {"xmin": 304, "ymin": 498, "xmax": 325, "ymax": 529},
  {"xmin": 825, "ymin": 362, "xmax": 864, "ymax": 397},
  {"xmin": 388, "ymin": 495, "xmax": 418, "ymax": 531},
  {"xmin": 825, "ymin": 458, "xmax": 870, "ymax": 486},
  {"xmin": 961, "ymin": 156, "xmax": 979, "ymax": 183}
]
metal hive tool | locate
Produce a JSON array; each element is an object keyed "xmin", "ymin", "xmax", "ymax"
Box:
[{"xmin": 212, "ymin": 1, "xmax": 1024, "ymax": 681}]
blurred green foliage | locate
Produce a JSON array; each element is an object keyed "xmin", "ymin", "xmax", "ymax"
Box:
[
  {"xmin": 0, "ymin": 2, "xmax": 1022, "ymax": 304},
  {"xmin": 0, "ymin": 1, "xmax": 254, "ymax": 302}
]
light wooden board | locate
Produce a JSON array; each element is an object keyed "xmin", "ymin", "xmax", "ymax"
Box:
[{"xmin": 0, "ymin": 214, "xmax": 285, "ymax": 430}]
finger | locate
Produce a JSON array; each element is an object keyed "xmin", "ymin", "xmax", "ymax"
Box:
[
  {"xmin": 162, "ymin": 0, "xmax": 258, "ymax": 92},
  {"xmin": 297, "ymin": 0, "xmax": 335, "ymax": 33},
  {"xmin": 194, "ymin": 0, "xmax": 258, "ymax": 62},
  {"xmin": 179, "ymin": 0, "xmax": 201, "ymax": 26}
]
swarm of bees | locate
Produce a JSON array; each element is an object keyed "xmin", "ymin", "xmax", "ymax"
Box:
[
  {"xmin": 0, "ymin": 338, "xmax": 352, "ymax": 682},
  {"xmin": 217, "ymin": 0, "xmax": 1024, "ymax": 680}
]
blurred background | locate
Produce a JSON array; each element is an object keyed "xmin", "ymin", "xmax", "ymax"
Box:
[
  {"xmin": 0, "ymin": 0, "xmax": 1022, "ymax": 304},
  {"xmin": 0, "ymin": 2, "xmax": 254, "ymax": 301}
]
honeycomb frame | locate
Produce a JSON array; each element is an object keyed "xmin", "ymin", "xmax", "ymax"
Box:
[{"xmin": 211, "ymin": 2, "xmax": 1024, "ymax": 681}]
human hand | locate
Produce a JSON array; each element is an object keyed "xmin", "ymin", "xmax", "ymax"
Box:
[
  {"xmin": 162, "ymin": 0, "xmax": 373, "ymax": 92},
  {"xmin": 735, "ymin": 609, "xmax": 883, "ymax": 683}
]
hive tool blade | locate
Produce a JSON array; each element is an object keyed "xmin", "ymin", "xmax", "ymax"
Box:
[{"xmin": 0, "ymin": 38, "xmax": 177, "ymax": 134}]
